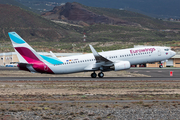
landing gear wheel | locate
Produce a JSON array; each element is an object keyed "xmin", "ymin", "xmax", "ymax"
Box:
[
  {"xmin": 159, "ymin": 65, "xmax": 163, "ymax": 68},
  {"xmin": 98, "ymin": 72, "xmax": 104, "ymax": 78},
  {"xmin": 91, "ymin": 73, "xmax": 97, "ymax": 78}
]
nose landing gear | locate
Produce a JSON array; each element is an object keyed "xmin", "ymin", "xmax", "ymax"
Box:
[
  {"xmin": 159, "ymin": 64, "xmax": 163, "ymax": 68},
  {"xmin": 91, "ymin": 71, "xmax": 104, "ymax": 78},
  {"xmin": 159, "ymin": 62, "xmax": 163, "ymax": 68}
]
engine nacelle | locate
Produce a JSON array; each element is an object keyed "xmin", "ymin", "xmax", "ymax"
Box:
[{"xmin": 114, "ymin": 61, "xmax": 131, "ymax": 71}]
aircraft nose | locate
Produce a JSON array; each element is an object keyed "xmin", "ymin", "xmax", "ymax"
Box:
[{"xmin": 171, "ymin": 51, "xmax": 176, "ymax": 56}]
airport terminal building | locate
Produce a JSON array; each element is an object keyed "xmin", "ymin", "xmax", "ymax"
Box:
[
  {"xmin": 0, "ymin": 52, "xmax": 83, "ymax": 67},
  {"xmin": 0, "ymin": 52, "xmax": 179, "ymax": 68}
]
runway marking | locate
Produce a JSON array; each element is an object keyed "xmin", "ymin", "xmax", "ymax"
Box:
[
  {"xmin": 158, "ymin": 71, "xmax": 162, "ymax": 72},
  {"xmin": 146, "ymin": 71, "xmax": 150, "ymax": 72},
  {"xmin": 134, "ymin": 71, "xmax": 138, "ymax": 72}
]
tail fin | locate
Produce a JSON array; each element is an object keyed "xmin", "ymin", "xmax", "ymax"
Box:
[{"xmin": 8, "ymin": 32, "xmax": 43, "ymax": 64}]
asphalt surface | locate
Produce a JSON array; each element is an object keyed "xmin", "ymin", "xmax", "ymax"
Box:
[
  {"xmin": 0, "ymin": 67, "xmax": 180, "ymax": 81},
  {"xmin": 0, "ymin": 77, "xmax": 180, "ymax": 81},
  {"xmin": 0, "ymin": 67, "xmax": 18, "ymax": 70},
  {"xmin": 128, "ymin": 68, "xmax": 180, "ymax": 77}
]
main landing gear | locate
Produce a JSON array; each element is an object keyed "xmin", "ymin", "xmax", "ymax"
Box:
[{"xmin": 91, "ymin": 71, "xmax": 104, "ymax": 78}]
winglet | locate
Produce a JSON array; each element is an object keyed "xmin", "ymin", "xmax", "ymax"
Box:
[
  {"xmin": 89, "ymin": 45, "xmax": 99, "ymax": 57},
  {"xmin": 89, "ymin": 45, "xmax": 112, "ymax": 63}
]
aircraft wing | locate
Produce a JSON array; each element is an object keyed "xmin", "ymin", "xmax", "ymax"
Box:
[{"xmin": 84, "ymin": 45, "xmax": 114, "ymax": 71}]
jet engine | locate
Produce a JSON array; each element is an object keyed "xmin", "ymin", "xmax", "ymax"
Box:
[{"xmin": 113, "ymin": 61, "xmax": 130, "ymax": 71}]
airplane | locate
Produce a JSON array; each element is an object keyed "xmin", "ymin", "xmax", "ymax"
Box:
[{"xmin": 8, "ymin": 32, "xmax": 176, "ymax": 78}]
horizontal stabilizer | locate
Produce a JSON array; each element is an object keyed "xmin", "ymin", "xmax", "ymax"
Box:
[{"xmin": 50, "ymin": 51, "xmax": 57, "ymax": 57}]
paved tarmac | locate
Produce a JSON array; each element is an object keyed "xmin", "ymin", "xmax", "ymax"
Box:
[
  {"xmin": 0, "ymin": 77, "xmax": 180, "ymax": 81},
  {"xmin": 0, "ymin": 67, "xmax": 18, "ymax": 70},
  {"xmin": 128, "ymin": 68, "xmax": 180, "ymax": 77},
  {"xmin": 0, "ymin": 67, "xmax": 180, "ymax": 81}
]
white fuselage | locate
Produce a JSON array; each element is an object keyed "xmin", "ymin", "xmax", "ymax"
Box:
[{"xmin": 43, "ymin": 46, "xmax": 176, "ymax": 74}]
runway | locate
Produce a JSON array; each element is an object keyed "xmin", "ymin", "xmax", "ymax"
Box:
[
  {"xmin": 0, "ymin": 67, "xmax": 180, "ymax": 81},
  {"xmin": 0, "ymin": 77, "xmax": 180, "ymax": 81},
  {"xmin": 129, "ymin": 68, "xmax": 180, "ymax": 77}
]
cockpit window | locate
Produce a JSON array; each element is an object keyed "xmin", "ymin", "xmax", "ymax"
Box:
[{"xmin": 164, "ymin": 49, "xmax": 169, "ymax": 51}]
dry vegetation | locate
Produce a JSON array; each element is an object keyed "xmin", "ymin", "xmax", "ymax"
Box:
[
  {"xmin": 1, "ymin": 101, "xmax": 180, "ymax": 120},
  {"xmin": 0, "ymin": 80, "xmax": 180, "ymax": 101}
]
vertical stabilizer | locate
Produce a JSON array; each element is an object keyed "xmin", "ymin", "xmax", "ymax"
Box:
[{"xmin": 8, "ymin": 32, "xmax": 43, "ymax": 64}]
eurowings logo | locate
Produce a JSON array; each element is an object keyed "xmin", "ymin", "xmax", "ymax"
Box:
[
  {"xmin": 130, "ymin": 48, "xmax": 156, "ymax": 54},
  {"xmin": 166, "ymin": 52, "xmax": 168, "ymax": 55}
]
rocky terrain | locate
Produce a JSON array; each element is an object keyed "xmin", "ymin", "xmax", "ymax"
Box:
[
  {"xmin": 1, "ymin": 103, "xmax": 180, "ymax": 120},
  {"xmin": 42, "ymin": 2, "xmax": 128, "ymax": 26}
]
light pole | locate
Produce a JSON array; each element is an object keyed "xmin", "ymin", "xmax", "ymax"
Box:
[
  {"xmin": 83, "ymin": 33, "xmax": 86, "ymax": 42},
  {"xmin": 81, "ymin": 46, "xmax": 84, "ymax": 53},
  {"xmin": 72, "ymin": 44, "xmax": 76, "ymax": 53}
]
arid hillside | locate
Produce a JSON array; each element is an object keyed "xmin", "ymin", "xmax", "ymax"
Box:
[
  {"xmin": 0, "ymin": 4, "xmax": 80, "ymax": 42},
  {"xmin": 42, "ymin": 2, "xmax": 128, "ymax": 26},
  {"xmin": 1, "ymin": 2, "xmax": 180, "ymax": 53}
]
